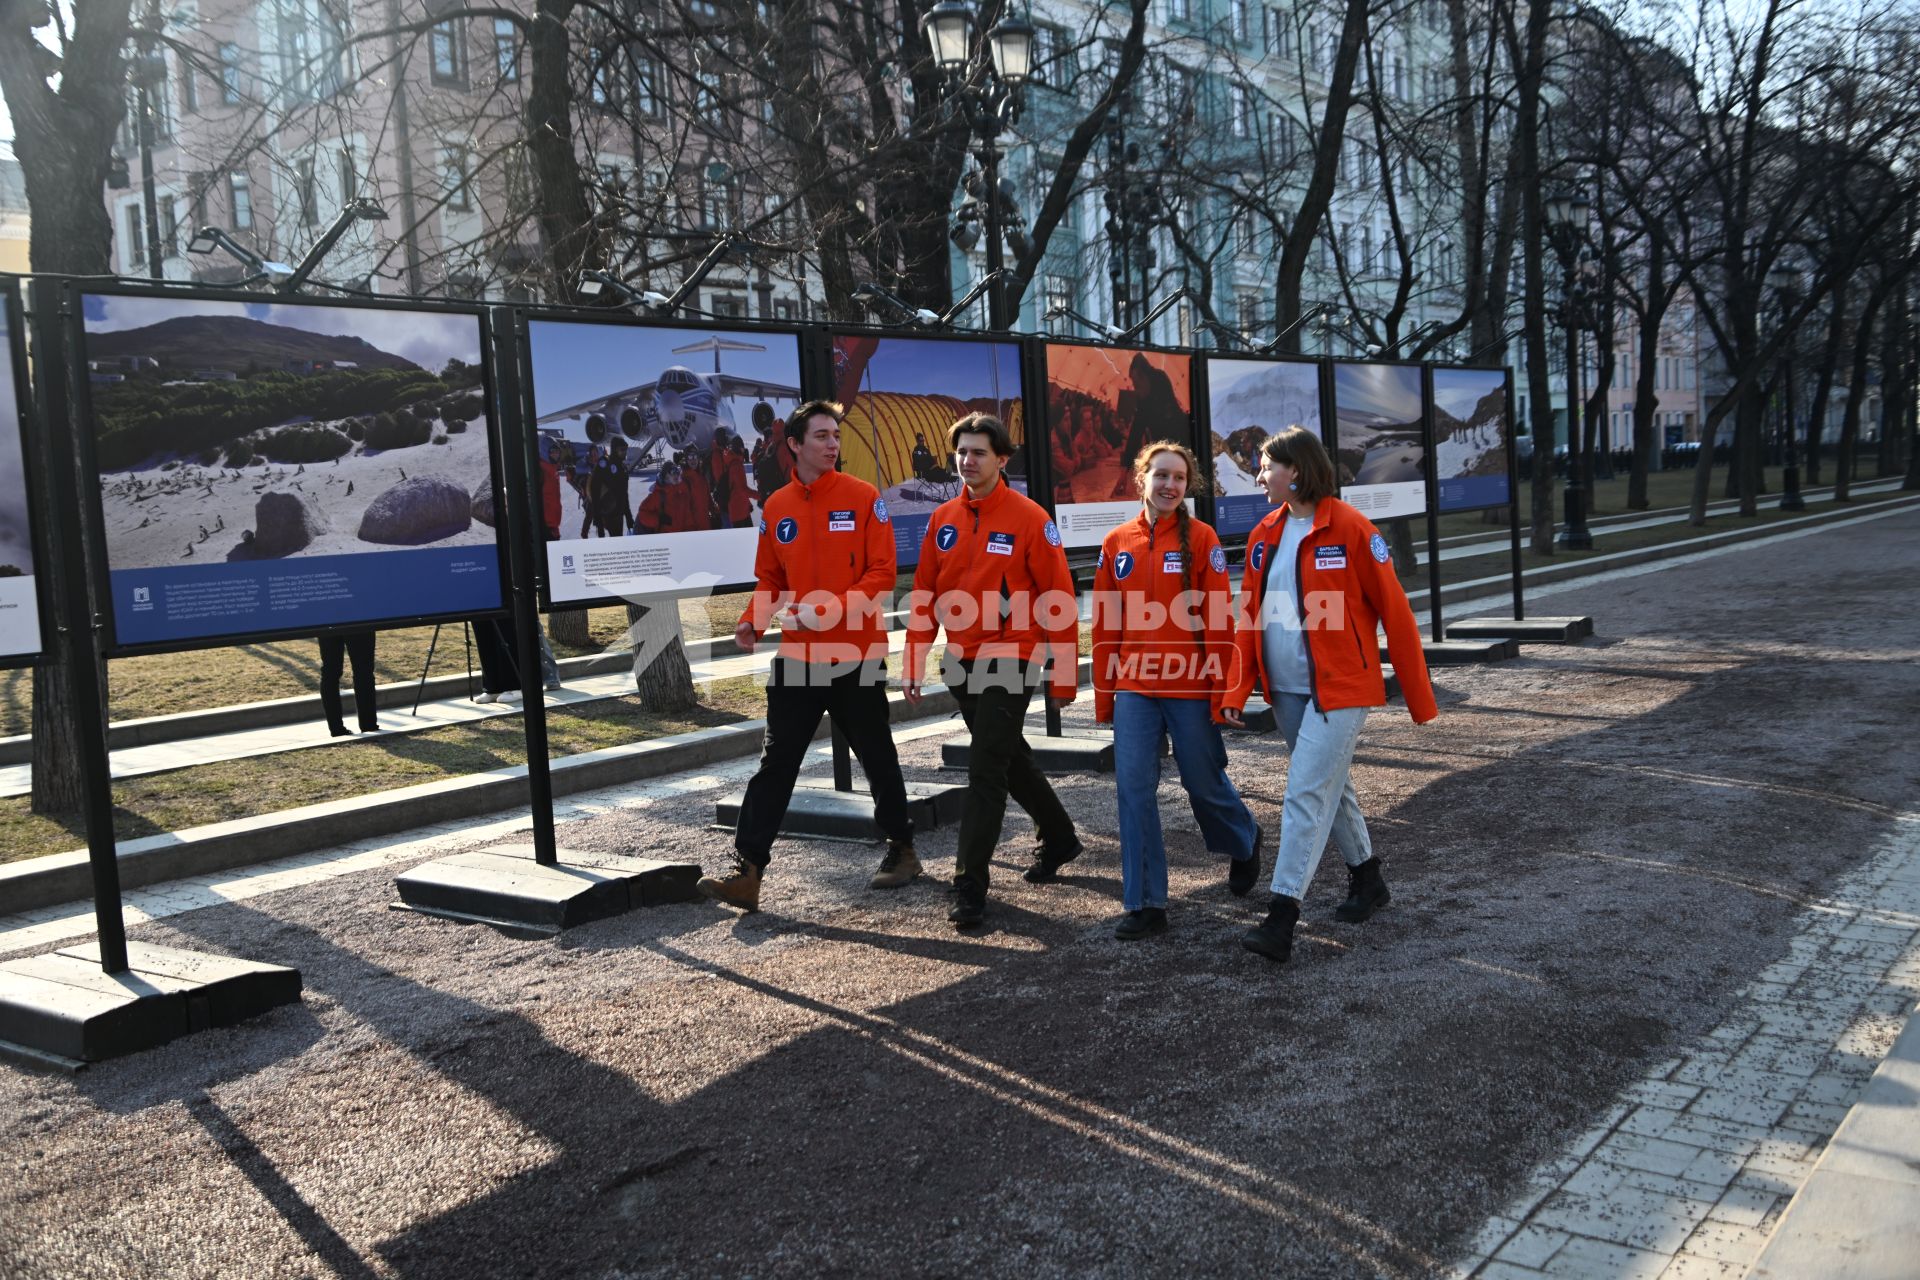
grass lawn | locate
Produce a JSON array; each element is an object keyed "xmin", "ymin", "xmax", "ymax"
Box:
[
  {"xmin": 0, "ymin": 597, "xmax": 752, "ymax": 738},
  {"xmin": 0, "ymin": 676, "xmax": 769, "ymax": 866}
]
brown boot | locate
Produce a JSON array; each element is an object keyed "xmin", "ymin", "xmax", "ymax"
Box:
[
  {"xmin": 869, "ymin": 840, "xmax": 921, "ymax": 890},
  {"xmin": 698, "ymin": 855, "xmax": 763, "ymax": 913}
]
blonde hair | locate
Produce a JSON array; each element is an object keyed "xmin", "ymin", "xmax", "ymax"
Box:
[{"xmin": 1130, "ymin": 440, "xmax": 1206, "ymax": 598}]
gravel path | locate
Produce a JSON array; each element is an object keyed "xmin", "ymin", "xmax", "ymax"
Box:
[{"xmin": 3, "ymin": 506, "xmax": 1917, "ymax": 1280}]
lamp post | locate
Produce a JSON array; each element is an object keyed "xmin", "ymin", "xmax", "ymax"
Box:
[
  {"xmin": 1769, "ymin": 261, "xmax": 1805, "ymax": 510},
  {"xmin": 131, "ymin": 6, "xmax": 168, "ymax": 280},
  {"xmin": 1545, "ymin": 189, "xmax": 1594, "ymax": 550},
  {"xmin": 921, "ymin": 0, "xmax": 1036, "ymax": 331}
]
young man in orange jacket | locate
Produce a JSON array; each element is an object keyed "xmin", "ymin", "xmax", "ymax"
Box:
[
  {"xmin": 904, "ymin": 413, "xmax": 1083, "ymax": 927},
  {"xmin": 698, "ymin": 401, "xmax": 918, "ymax": 912}
]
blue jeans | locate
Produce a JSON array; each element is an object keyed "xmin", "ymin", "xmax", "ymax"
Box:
[
  {"xmin": 1113, "ymin": 692, "xmax": 1260, "ymax": 911},
  {"xmin": 1269, "ymin": 692, "xmax": 1372, "ymax": 898}
]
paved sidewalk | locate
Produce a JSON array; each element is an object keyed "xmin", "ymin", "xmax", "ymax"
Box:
[{"xmin": 1452, "ymin": 815, "xmax": 1920, "ymax": 1279}]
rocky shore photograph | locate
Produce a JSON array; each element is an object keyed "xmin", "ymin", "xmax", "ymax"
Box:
[{"xmin": 80, "ymin": 294, "xmax": 499, "ymax": 574}]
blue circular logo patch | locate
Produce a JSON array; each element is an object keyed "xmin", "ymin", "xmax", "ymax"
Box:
[
  {"xmin": 1043, "ymin": 520, "xmax": 1061, "ymax": 547},
  {"xmin": 1250, "ymin": 541, "xmax": 1267, "ymax": 572},
  {"xmin": 873, "ymin": 498, "xmax": 889, "ymax": 524},
  {"xmin": 776, "ymin": 517, "xmax": 799, "ymax": 544},
  {"xmin": 1370, "ymin": 533, "xmax": 1390, "ymax": 563},
  {"xmin": 1113, "ymin": 551, "xmax": 1135, "ymax": 580},
  {"xmin": 936, "ymin": 523, "xmax": 959, "ymax": 551},
  {"xmin": 1209, "ymin": 545, "xmax": 1227, "ymax": 574}
]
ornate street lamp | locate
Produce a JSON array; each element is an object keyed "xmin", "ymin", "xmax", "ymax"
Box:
[
  {"xmin": 1545, "ymin": 189, "xmax": 1594, "ymax": 550},
  {"xmin": 920, "ymin": 2, "xmax": 1036, "ymax": 330}
]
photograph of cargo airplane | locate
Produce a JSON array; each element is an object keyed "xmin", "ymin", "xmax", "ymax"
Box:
[{"xmin": 525, "ymin": 326, "xmax": 804, "ymax": 538}]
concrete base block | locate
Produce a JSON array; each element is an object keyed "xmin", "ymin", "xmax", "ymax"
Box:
[
  {"xmin": 393, "ymin": 843, "xmax": 700, "ymax": 936},
  {"xmin": 0, "ymin": 942, "xmax": 301, "ymax": 1069},
  {"xmin": 1388, "ymin": 637, "xmax": 1519, "ymax": 665},
  {"xmin": 1444, "ymin": 616, "xmax": 1594, "ymax": 644},
  {"xmin": 711, "ymin": 781, "xmax": 970, "ymax": 842},
  {"xmin": 942, "ymin": 731, "xmax": 1116, "ymax": 774}
]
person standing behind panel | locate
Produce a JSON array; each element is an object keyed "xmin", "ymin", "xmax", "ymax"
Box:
[
  {"xmin": 904, "ymin": 413, "xmax": 1083, "ymax": 929},
  {"xmin": 1090, "ymin": 442, "xmax": 1261, "ymax": 940},
  {"xmin": 1219, "ymin": 428, "xmax": 1437, "ymax": 964},
  {"xmin": 697, "ymin": 400, "xmax": 919, "ymax": 913},
  {"xmin": 317, "ymin": 628, "xmax": 379, "ymax": 736}
]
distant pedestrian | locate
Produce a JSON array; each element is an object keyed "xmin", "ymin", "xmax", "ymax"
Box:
[
  {"xmin": 318, "ymin": 629, "xmax": 380, "ymax": 736},
  {"xmin": 1220, "ymin": 428, "xmax": 1437, "ymax": 964}
]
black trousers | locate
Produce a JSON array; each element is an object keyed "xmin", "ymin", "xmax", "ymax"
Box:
[
  {"xmin": 946, "ymin": 657, "xmax": 1078, "ymax": 892},
  {"xmin": 319, "ymin": 630, "xmax": 378, "ymax": 734},
  {"xmin": 734, "ymin": 657, "xmax": 913, "ymax": 868}
]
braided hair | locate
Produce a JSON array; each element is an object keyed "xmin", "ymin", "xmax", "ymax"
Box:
[{"xmin": 1130, "ymin": 440, "xmax": 1208, "ymax": 599}]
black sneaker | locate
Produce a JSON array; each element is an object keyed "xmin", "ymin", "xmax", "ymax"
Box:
[
  {"xmin": 948, "ymin": 881, "xmax": 986, "ymax": 927},
  {"xmin": 1241, "ymin": 895, "xmax": 1300, "ymax": 963},
  {"xmin": 1114, "ymin": 907, "xmax": 1168, "ymax": 941},
  {"xmin": 1228, "ymin": 824, "xmax": 1263, "ymax": 897},
  {"xmin": 1022, "ymin": 837, "xmax": 1086, "ymax": 884},
  {"xmin": 1334, "ymin": 857, "xmax": 1391, "ymax": 922}
]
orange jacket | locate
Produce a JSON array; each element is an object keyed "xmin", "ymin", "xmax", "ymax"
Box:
[
  {"xmin": 738, "ymin": 468, "xmax": 896, "ymax": 665},
  {"xmin": 1090, "ymin": 511, "xmax": 1236, "ymax": 721},
  {"xmin": 708, "ymin": 449, "xmax": 753, "ymax": 524},
  {"xmin": 1224, "ymin": 497, "xmax": 1437, "ymax": 723},
  {"xmin": 905, "ymin": 478, "xmax": 1078, "ymax": 701}
]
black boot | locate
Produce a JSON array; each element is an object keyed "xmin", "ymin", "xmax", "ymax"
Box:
[
  {"xmin": 1335, "ymin": 857, "xmax": 1390, "ymax": 923},
  {"xmin": 1241, "ymin": 895, "xmax": 1299, "ymax": 963}
]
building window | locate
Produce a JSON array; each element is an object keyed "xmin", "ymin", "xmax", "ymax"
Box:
[
  {"xmin": 1165, "ymin": 0, "xmax": 1191, "ymax": 22},
  {"xmin": 431, "ymin": 19, "xmax": 467, "ymax": 86},
  {"xmin": 296, "ymin": 157, "xmax": 319, "ymax": 225},
  {"xmin": 219, "ymin": 42, "xmax": 242, "ymax": 103},
  {"xmin": 494, "ymin": 19, "xmax": 519, "ymax": 82},
  {"xmin": 179, "ymin": 53, "xmax": 198, "ymax": 112},
  {"xmin": 695, "ymin": 68, "xmax": 721, "ymax": 115},
  {"xmin": 1230, "ymin": 84, "xmax": 1252, "ymax": 138},
  {"xmin": 1237, "ymin": 293, "xmax": 1261, "ymax": 335},
  {"xmin": 709, "ymin": 293, "xmax": 747, "ymax": 318},
  {"xmin": 124, "ymin": 204, "xmax": 146, "ymax": 270},
  {"xmin": 588, "ymin": 48, "xmax": 620, "ymax": 108},
  {"xmin": 157, "ymin": 198, "xmax": 178, "ymax": 259},
  {"xmin": 634, "ymin": 56, "xmax": 664, "ymax": 117},
  {"xmin": 443, "ymin": 146, "xmax": 472, "ymax": 211},
  {"xmin": 1265, "ymin": 8, "xmax": 1293, "ymax": 56},
  {"xmin": 229, "ymin": 171, "xmax": 253, "ymax": 228},
  {"xmin": 1044, "ymin": 273, "xmax": 1073, "ymax": 333},
  {"xmin": 1231, "ymin": 0, "xmax": 1250, "ymax": 42},
  {"xmin": 1270, "ymin": 110, "xmax": 1299, "ymax": 160},
  {"xmin": 772, "ymin": 298, "xmax": 799, "ymax": 322},
  {"xmin": 1032, "ymin": 24, "xmax": 1067, "ymax": 89}
]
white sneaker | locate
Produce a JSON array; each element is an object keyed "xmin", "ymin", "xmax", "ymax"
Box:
[
  {"xmin": 473, "ymin": 691, "xmax": 500, "ymax": 704},
  {"xmin": 500, "ymin": 689, "xmax": 524, "ymax": 703}
]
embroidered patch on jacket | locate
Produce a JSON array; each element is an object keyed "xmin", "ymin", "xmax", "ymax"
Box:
[
  {"xmin": 1210, "ymin": 545, "xmax": 1227, "ymax": 573},
  {"xmin": 936, "ymin": 523, "xmax": 959, "ymax": 551},
  {"xmin": 1162, "ymin": 550, "xmax": 1186, "ymax": 573},
  {"xmin": 776, "ymin": 517, "xmax": 798, "ymax": 544},
  {"xmin": 1112, "ymin": 551, "xmax": 1135, "ymax": 579},
  {"xmin": 1370, "ymin": 533, "xmax": 1390, "ymax": 563},
  {"xmin": 1043, "ymin": 520, "xmax": 1061, "ymax": 546},
  {"xmin": 1315, "ymin": 546, "xmax": 1348, "ymax": 570},
  {"xmin": 873, "ymin": 498, "xmax": 889, "ymax": 523},
  {"xmin": 986, "ymin": 531, "xmax": 1015, "ymax": 556},
  {"xmin": 828, "ymin": 509, "xmax": 856, "ymax": 532}
]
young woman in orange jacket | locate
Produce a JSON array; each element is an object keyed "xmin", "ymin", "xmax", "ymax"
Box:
[
  {"xmin": 1090, "ymin": 441, "xmax": 1263, "ymax": 939},
  {"xmin": 1219, "ymin": 428, "xmax": 1437, "ymax": 964}
]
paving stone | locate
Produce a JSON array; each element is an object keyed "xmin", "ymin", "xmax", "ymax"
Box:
[
  {"xmin": 1687, "ymin": 1090, "xmax": 1787, "ymax": 1128},
  {"xmin": 1492, "ymin": 1224, "xmax": 1570, "ymax": 1270},
  {"xmin": 1541, "ymin": 1236, "xmax": 1669, "ymax": 1279},
  {"xmin": 1474, "ymin": 1261, "xmax": 1548, "ymax": 1280},
  {"xmin": 1704, "ymin": 1182, "xmax": 1779, "ymax": 1229},
  {"xmin": 1600, "ymin": 1135, "xmax": 1708, "ymax": 1178},
  {"xmin": 1656, "ymin": 1249, "xmax": 1748, "ymax": 1279},
  {"xmin": 1675, "ymin": 1219, "xmax": 1768, "ymax": 1266},
  {"xmin": 1619, "ymin": 1105, "xmax": 1684, "ymax": 1140}
]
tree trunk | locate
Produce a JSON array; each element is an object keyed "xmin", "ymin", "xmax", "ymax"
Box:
[
  {"xmin": 546, "ymin": 608, "xmax": 591, "ymax": 647},
  {"xmin": 1834, "ymin": 305, "xmax": 1879, "ymax": 504},
  {"xmin": 626, "ymin": 601, "xmax": 695, "ymax": 713},
  {"xmin": 0, "ymin": 0, "xmax": 136, "ymax": 815},
  {"xmin": 1513, "ymin": 0, "xmax": 1555, "ymax": 553},
  {"xmin": 1803, "ymin": 284, "xmax": 1847, "ymax": 489},
  {"xmin": 1876, "ymin": 294, "xmax": 1908, "ymax": 478},
  {"xmin": 526, "ymin": 0, "xmax": 600, "ymax": 296}
]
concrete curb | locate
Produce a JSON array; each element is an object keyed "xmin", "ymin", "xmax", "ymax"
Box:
[
  {"xmin": 1744, "ymin": 998, "xmax": 1920, "ymax": 1279},
  {"xmin": 0, "ymin": 657, "xmax": 1103, "ymax": 913}
]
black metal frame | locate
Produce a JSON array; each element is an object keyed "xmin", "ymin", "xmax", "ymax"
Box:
[
  {"xmin": 1428, "ymin": 363, "xmax": 1518, "ymax": 516},
  {"xmin": 66, "ymin": 281, "xmax": 512, "ymax": 657},
  {"xmin": 510, "ymin": 305, "xmax": 812, "ymax": 608},
  {"xmin": 0, "ymin": 277, "xmax": 49, "ymax": 669},
  {"xmin": 1192, "ymin": 350, "xmax": 1328, "ymax": 543}
]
